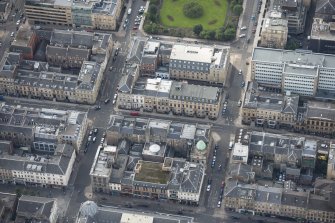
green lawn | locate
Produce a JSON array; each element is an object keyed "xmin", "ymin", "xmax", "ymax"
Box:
[{"xmin": 159, "ymin": 0, "xmax": 228, "ymax": 30}]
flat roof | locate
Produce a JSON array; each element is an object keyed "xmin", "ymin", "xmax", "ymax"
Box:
[
  {"xmin": 252, "ymin": 47, "xmax": 335, "ymax": 68},
  {"xmin": 170, "ymin": 44, "xmax": 214, "ymax": 63},
  {"xmin": 121, "ymin": 213, "xmax": 153, "ymax": 223}
]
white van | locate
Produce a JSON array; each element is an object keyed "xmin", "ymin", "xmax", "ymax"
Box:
[{"xmin": 229, "ymin": 141, "xmax": 234, "ymax": 150}]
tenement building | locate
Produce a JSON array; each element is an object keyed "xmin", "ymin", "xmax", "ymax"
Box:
[
  {"xmin": 225, "ymin": 130, "xmax": 335, "ymax": 222},
  {"xmin": 117, "ymin": 77, "xmax": 221, "ymax": 119},
  {"xmin": 72, "ymin": 0, "xmax": 122, "ymax": 30},
  {"xmin": 260, "ymin": 11, "xmax": 288, "ymax": 49},
  {"xmin": 25, "ymin": 0, "xmax": 122, "ymax": 30},
  {"xmin": 169, "ymin": 44, "xmax": 230, "ymax": 83},
  {"xmin": 242, "ymin": 81, "xmax": 299, "ymax": 127},
  {"xmin": 0, "ymin": 28, "xmax": 113, "ymax": 104},
  {"xmin": 296, "ymin": 101, "xmax": 335, "ymax": 136},
  {"xmin": 107, "ymin": 115, "xmax": 212, "ymax": 160},
  {"xmin": 271, "ymin": 0, "xmax": 309, "ymax": 34},
  {"xmin": 91, "ymin": 115, "xmax": 210, "ymax": 204},
  {"xmin": 90, "ymin": 144, "xmax": 206, "ymax": 204},
  {"xmin": 0, "ymin": 142, "xmax": 76, "ymax": 187},
  {"xmin": 224, "ymin": 180, "xmax": 335, "ymax": 223},
  {"xmin": 309, "ymin": 18, "xmax": 335, "ymax": 54},
  {"xmin": 251, "ymin": 47, "xmax": 335, "ymax": 96},
  {"xmin": 0, "ymin": 103, "xmax": 88, "ymax": 152}
]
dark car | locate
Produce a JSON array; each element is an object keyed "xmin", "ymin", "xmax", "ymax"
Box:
[
  {"xmin": 93, "ymin": 128, "xmax": 98, "ymax": 134},
  {"xmin": 104, "ymin": 98, "xmax": 110, "ymax": 104}
]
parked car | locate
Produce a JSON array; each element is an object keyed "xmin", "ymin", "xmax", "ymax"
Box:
[
  {"xmin": 88, "ymin": 136, "xmax": 92, "ymax": 142},
  {"xmin": 92, "ymin": 137, "xmax": 96, "ymax": 142},
  {"xmin": 237, "ymin": 100, "xmax": 242, "ymax": 106},
  {"xmin": 104, "ymin": 98, "xmax": 110, "ymax": 104},
  {"xmin": 89, "ymin": 130, "xmax": 93, "ymax": 136},
  {"xmin": 240, "ymin": 26, "xmax": 247, "ymax": 30},
  {"xmin": 130, "ymin": 111, "xmax": 140, "ymax": 116},
  {"xmin": 93, "ymin": 128, "xmax": 98, "ymax": 134},
  {"xmin": 10, "ymin": 32, "xmax": 15, "ymax": 37},
  {"xmin": 217, "ymin": 201, "xmax": 221, "ymax": 208},
  {"xmin": 239, "ymin": 34, "xmax": 246, "ymax": 38}
]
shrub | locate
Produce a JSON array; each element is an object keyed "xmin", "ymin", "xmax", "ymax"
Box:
[
  {"xmin": 233, "ymin": 4, "xmax": 243, "ymax": 15},
  {"xmin": 193, "ymin": 24, "xmax": 203, "ymax": 35},
  {"xmin": 183, "ymin": 1, "xmax": 204, "ymax": 18}
]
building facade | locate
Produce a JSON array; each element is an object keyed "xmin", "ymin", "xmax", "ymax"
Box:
[
  {"xmin": 0, "ymin": 103, "xmax": 88, "ymax": 152},
  {"xmin": 0, "ymin": 29, "xmax": 113, "ymax": 104},
  {"xmin": 260, "ymin": 13, "xmax": 288, "ymax": 49},
  {"xmin": 251, "ymin": 47, "xmax": 335, "ymax": 96},
  {"xmin": 296, "ymin": 101, "xmax": 335, "ymax": 136},
  {"xmin": 117, "ymin": 78, "xmax": 221, "ymax": 119},
  {"xmin": 25, "ymin": 0, "xmax": 122, "ymax": 30},
  {"xmin": 242, "ymin": 82, "xmax": 299, "ymax": 127},
  {"xmin": 25, "ymin": 0, "xmax": 73, "ymax": 26},
  {"xmin": 169, "ymin": 44, "xmax": 230, "ymax": 84}
]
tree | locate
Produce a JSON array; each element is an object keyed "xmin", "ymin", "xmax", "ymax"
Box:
[
  {"xmin": 150, "ymin": 0, "xmax": 159, "ymax": 6},
  {"xmin": 193, "ymin": 24, "xmax": 203, "ymax": 36},
  {"xmin": 208, "ymin": 30, "xmax": 216, "ymax": 40},
  {"xmin": 233, "ymin": 4, "xmax": 243, "ymax": 15},
  {"xmin": 215, "ymin": 29, "xmax": 224, "ymax": 40},
  {"xmin": 148, "ymin": 5, "xmax": 158, "ymax": 14},
  {"xmin": 183, "ymin": 1, "xmax": 204, "ymax": 18},
  {"xmin": 223, "ymin": 28, "xmax": 236, "ymax": 40}
]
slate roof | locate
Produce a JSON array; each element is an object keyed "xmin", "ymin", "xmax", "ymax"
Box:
[
  {"xmin": 0, "ymin": 144, "xmax": 74, "ymax": 175},
  {"xmin": 282, "ymin": 190, "xmax": 308, "ymax": 208},
  {"xmin": 77, "ymin": 203, "xmax": 194, "ymax": 223},
  {"xmin": 0, "ymin": 2, "xmax": 7, "ymax": 13},
  {"xmin": 127, "ymin": 37, "xmax": 145, "ymax": 64},
  {"xmin": 315, "ymin": 0, "xmax": 335, "ymax": 15},
  {"xmin": 118, "ymin": 74, "xmax": 133, "ymax": 93},
  {"xmin": 16, "ymin": 195, "xmax": 55, "ymax": 221}
]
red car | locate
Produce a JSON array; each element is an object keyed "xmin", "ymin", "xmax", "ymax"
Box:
[
  {"xmin": 133, "ymin": 27, "xmax": 138, "ymax": 30},
  {"xmin": 130, "ymin": 111, "xmax": 140, "ymax": 116}
]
